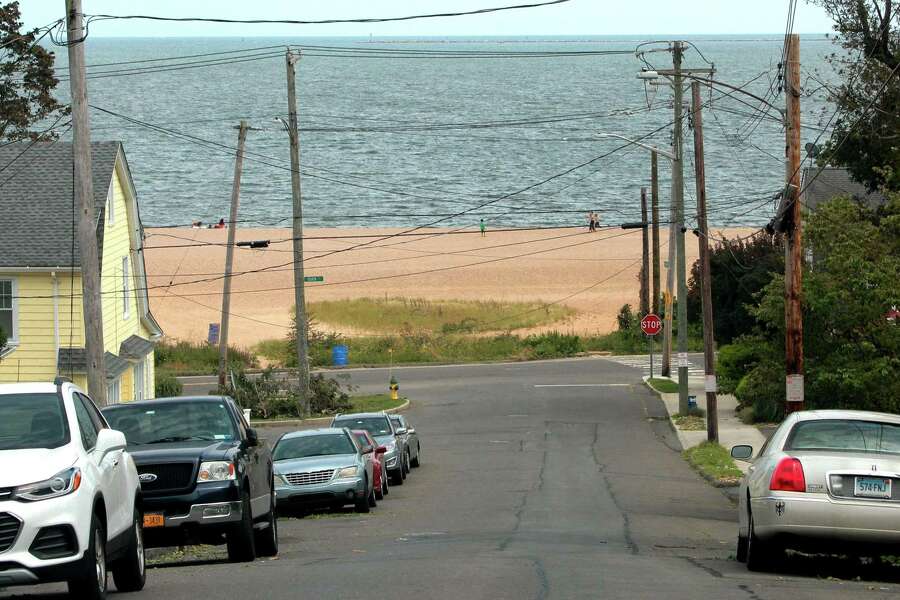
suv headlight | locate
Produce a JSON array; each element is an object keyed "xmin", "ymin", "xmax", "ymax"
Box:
[
  {"xmin": 197, "ymin": 461, "xmax": 235, "ymax": 482},
  {"xmin": 336, "ymin": 466, "xmax": 360, "ymax": 479},
  {"xmin": 14, "ymin": 468, "xmax": 82, "ymax": 502}
]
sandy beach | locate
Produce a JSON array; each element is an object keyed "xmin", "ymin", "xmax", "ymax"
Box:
[{"xmin": 144, "ymin": 226, "xmax": 756, "ymax": 348}]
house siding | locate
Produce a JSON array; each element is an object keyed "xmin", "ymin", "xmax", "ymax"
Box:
[{"xmin": 0, "ymin": 273, "xmax": 58, "ymax": 382}]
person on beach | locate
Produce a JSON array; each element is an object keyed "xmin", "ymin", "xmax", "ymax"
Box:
[
  {"xmin": 587, "ymin": 211, "xmax": 596, "ymax": 232},
  {"xmin": 213, "ymin": 218, "xmax": 225, "ymax": 229},
  {"xmin": 592, "ymin": 211, "xmax": 601, "ymax": 231},
  {"xmin": 480, "ymin": 218, "xmax": 486, "ymax": 237}
]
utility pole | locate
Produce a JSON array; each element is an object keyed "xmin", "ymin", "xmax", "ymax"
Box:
[
  {"xmin": 671, "ymin": 40, "xmax": 690, "ymax": 415},
  {"xmin": 651, "ymin": 150, "xmax": 661, "ymax": 315},
  {"xmin": 286, "ymin": 48, "xmax": 310, "ymax": 413},
  {"xmin": 217, "ymin": 121, "xmax": 249, "ymax": 389},
  {"xmin": 691, "ymin": 81, "xmax": 718, "ymax": 442},
  {"xmin": 639, "ymin": 187, "xmax": 650, "ymax": 316},
  {"xmin": 661, "ymin": 182, "xmax": 676, "ymax": 378},
  {"xmin": 784, "ymin": 34, "xmax": 804, "ymax": 414},
  {"xmin": 66, "ymin": 0, "xmax": 106, "ymax": 405}
]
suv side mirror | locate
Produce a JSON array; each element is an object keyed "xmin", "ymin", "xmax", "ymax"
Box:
[
  {"xmin": 375, "ymin": 446, "xmax": 387, "ymax": 454},
  {"xmin": 246, "ymin": 428, "xmax": 259, "ymax": 447},
  {"xmin": 731, "ymin": 445, "xmax": 753, "ymax": 461},
  {"xmin": 96, "ymin": 429, "xmax": 126, "ymax": 459},
  {"xmin": 395, "ymin": 428, "xmax": 408, "ymax": 436},
  {"xmin": 407, "ymin": 427, "xmax": 416, "ymax": 435}
]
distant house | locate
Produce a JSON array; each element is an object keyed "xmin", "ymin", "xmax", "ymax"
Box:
[
  {"xmin": 800, "ymin": 166, "xmax": 888, "ymax": 214},
  {"xmin": 0, "ymin": 141, "xmax": 163, "ymax": 401}
]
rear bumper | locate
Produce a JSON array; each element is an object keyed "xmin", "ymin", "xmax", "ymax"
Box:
[{"xmin": 751, "ymin": 494, "xmax": 900, "ymax": 545}]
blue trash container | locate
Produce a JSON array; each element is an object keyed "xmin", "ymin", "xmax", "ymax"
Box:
[{"xmin": 332, "ymin": 345, "xmax": 348, "ymax": 366}]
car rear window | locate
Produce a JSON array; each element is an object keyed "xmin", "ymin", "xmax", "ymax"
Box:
[
  {"xmin": 786, "ymin": 419, "xmax": 900, "ymax": 455},
  {"xmin": 274, "ymin": 434, "xmax": 356, "ymax": 461},
  {"xmin": 103, "ymin": 401, "xmax": 238, "ymax": 445},
  {"xmin": 333, "ymin": 417, "xmax": 392, "ymax": 437},
  {"xmin": 0, "ymin": 393, "xmax": 70, "ymax": 450}
]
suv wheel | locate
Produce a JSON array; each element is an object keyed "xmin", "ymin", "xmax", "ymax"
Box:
[
  {"xmin": 227, "ymin": 492, "xmax": 257, "ymax": 562},
  {"xmin": 112, "ymin": 508, "xmax": 146, "ymax": 592},
  {"xmin": 411, "ymin": 444, "xmax": 420, "ymax": 468},
  {"xmin": 255, "ymin": 487, "xmax": 279, "ymax": 558},
  {"xmin": 391, "ymin": 468, "xmax": 403, "ymax": 486},
  {"xmin": 402, "ymin": 453, "xmax": 409, "ymax": 478},
  {"xmin": 68, "ymin": 512, "xmax": 107, "ymax": 600}
]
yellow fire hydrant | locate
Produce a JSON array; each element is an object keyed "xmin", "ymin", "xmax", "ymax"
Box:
[{"xmin": 389, "ymin": 377, "xmax": 399, "ymax": 401}]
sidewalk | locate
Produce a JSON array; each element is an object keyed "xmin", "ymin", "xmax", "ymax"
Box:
[{"xmin": 644, "ymin": 375, "xmax": 766, "ymax": 474}]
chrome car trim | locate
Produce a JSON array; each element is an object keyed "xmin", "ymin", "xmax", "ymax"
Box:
[
  {"xmin": 283, "ymin": 469, "xmax": 335, "ymax": 486},
  {"xmin": 164, "ymin": 501, "xmax": 243, "ymax": 526}
]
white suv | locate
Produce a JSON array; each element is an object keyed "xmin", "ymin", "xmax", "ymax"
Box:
[{"xmin": 0, "ymin": 380, "xmax": 145, "ymax": 599}]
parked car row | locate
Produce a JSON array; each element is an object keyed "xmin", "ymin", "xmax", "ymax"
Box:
[{"xmin": 272, "ymin": 412, "xmax": 421, "ymax": 513}]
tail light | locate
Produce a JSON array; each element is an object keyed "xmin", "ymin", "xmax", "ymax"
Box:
[{"xmin": 770, "ymin": 457, "xmax": 806, "ymax": 492}]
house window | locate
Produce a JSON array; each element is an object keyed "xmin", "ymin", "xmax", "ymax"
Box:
[
  {"xmin": 134, "ymin": 360, "xmax": 144, "ymax": 402},
  {"xmin": 107, "ymin": 181, "xmax": 115, "ymax": 225},
  {"xmin": 122, "ymin": 256, "xmax": 130, "ymax": 319},
  {"xmin": 107, "ymin": 379, "xmax": 120, "ymax": 404},
  {"xmin": 0, "ymin": 279, "xmax": 17, "ymax": 345}
]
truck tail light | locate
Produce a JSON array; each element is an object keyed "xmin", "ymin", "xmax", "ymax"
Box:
[{"xmin": 770, "ymin": 457, "xmax": 806, "ymax": 492}]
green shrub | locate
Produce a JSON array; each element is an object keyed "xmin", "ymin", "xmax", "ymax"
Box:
[
  {"xmin": 734, "ymin": 361, "xmax": 784, "ymax": 423},
  {"xmin": 523, "ymin": 332, "xmax": 583, "ymax": 358},
  {"xmin": 154, "ymin": 372, "xmax": 183, "ymax": 398},
  {"xmin": 617, "ymin": 304, "xmax": 636, "ymax": 331},
  {"xmin": 224, "ymin": 367, "xmax": 353, "ymax": 419},
  {"xmin": 155, "ymin": 340, "xmax": 256, "ymax": 375},
  {"xmin": 717, "ymin": 340, "xmax": 770, "ymax": 395}
]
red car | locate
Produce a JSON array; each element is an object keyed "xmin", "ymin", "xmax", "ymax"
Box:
[{"xmin": 352, "ymin": 430, "xmax": 389, "ymax": 500}]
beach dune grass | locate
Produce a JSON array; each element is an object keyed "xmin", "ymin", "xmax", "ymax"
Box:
[{"xmin": 308, "ymin": 297, "xmax": 574, "ymax": 334}]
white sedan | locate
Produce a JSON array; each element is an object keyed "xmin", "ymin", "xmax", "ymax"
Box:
[{"xmin": 732, "ymin": 409, "xmax": 900, "ymax": 571}]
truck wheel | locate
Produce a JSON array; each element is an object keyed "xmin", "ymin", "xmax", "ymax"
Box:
[
  {"xmin": 255, "ymin": 488, "xmax": 279, "ymax": 558},
  {"xmin": 227, "ymin": 492, "xmax": 257, "ymax": 562},
  {"xmin": 112, "ymin": 508, "xmax": 146, "ymax": 592},
  {"xmin": 68, "ymin": 512, "xmax": 107, "ymax": 600}
]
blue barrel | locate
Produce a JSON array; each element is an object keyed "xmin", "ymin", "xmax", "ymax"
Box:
[{"xmin": 332, "ymin": 345, "xmax": 348, "ymax": 366}]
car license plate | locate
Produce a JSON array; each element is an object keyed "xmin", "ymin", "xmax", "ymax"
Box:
[
  {"xmin": 854, "ymin": 476, "xmax": 892, "ymax": 499},
  {"xmin": 143, "ymin": 513, "xmax": 165, "ymax": 528}
]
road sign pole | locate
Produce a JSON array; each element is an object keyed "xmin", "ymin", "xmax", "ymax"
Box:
[{"xmin": 649, "ymin": 334, "xmax": 654, "ymax": 379}]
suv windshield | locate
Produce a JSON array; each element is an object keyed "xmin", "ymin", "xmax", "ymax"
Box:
[
  {"xmin": 274, "ymin": 434, "xmax": 356, "ymax": 461},
  {"xmin": 0, "ymin": 393, "xmax": 70, "ymax": 450},
  {"xmin": 333, "ymin": 417, "xmax": 392, "ymax": 437},
  {"xmin": 103, "ymin": 401, "xmax": 237, "ymax": 445},
  {"xmin": 787, "ymin": 419, "xmax": 900, "ymax": 455}
]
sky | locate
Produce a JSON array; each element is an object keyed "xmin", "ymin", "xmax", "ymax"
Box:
[{"xmin": 22, "ymin": 1, "xmax": 834, "ymax": 37}]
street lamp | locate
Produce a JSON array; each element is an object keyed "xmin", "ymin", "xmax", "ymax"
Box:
[{"xmin": 596, "ymin": 132, "xmax": 675, "ymax": 161}]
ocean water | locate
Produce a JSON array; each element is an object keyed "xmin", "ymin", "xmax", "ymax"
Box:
[{"xmin": 51, "ymin": 35, "xmax": 836, "ymax": 228}]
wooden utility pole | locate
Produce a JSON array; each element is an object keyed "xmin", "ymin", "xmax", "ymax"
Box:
[
  {"xmin": 217, "ymin": 121, "xmax": 249, "ymax": 389},
  {"xmin": 691, "ymin": 81, "xmax": 718, "ymax": 442},
  {"xmin": 651, "ymin": 150, "xmax": 661, "ymax": 315},
  {"xmin": 66, "ymin": 0, "xmax": 106, "ymax": 405},
  {"xmin": 639, "ymin": 187, "xmax": 650, "ymax": 316},
  {"xmin": 784, "ymin": 34, "xmax": 804, "ymax": 414},
  {"xmin": 661, "ymin": 180, "xmax": 676, "ymax": 377},
  {"xmin": 671, "ymin": 41, "xmax": 690, "ymax": 415},
  {"xmin": 286, "ymin": 48, "xmax": 310, "ymax": 413}
]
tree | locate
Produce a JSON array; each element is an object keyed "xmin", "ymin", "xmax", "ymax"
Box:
[
  {"xmin": 810, "ymin": 0, "xmax": 900, "ymax": 191},
  {"xmin": 0, "ymin": 1, "xmax": 67, "ymax": 141},
  {"xmin": 686, "ymin": 233, "xmax": 783, "ymax": 344}
]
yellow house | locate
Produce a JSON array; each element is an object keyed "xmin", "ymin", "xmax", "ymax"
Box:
[{"xmin": 0, "ymin": 141, "xmax": 163, "ymax": 401}]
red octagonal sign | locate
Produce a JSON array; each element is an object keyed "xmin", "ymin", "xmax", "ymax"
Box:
[{"xmin": 640, "ymin": 313, "xmax": 662, "ymax": 336}]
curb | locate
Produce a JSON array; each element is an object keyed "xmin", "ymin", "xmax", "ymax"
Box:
[{"xmin": 250, "ymin": 398, "xmax": 411, "ymax": 429}]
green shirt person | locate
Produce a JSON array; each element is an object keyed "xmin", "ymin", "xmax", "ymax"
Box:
[{"xmin": 480, "ymin": 218, "xmax": 486, "ymax": 237}]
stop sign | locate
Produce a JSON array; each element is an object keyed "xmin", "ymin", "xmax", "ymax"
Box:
[{"xmin": 640, "ymin": 313, "xmax": 662, "ymax": 336}]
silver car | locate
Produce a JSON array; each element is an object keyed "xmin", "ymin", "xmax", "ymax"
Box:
[
  {"xmin": 389, "ymin": 414, "xmax": 421, "ymax": 468},
  {"xmin": 732, "ymin": 410, "xmax": 900, "ymax": 571},
  {"xmin": 273, "ymin": 428, "xmax": 376, "ymax": 513},
  {"xmin": 332, "ymin": 413, "xmax": 408, "ymax": 486}
]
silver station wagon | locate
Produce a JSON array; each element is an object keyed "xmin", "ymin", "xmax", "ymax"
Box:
[{"xmin": 732, "ymin": 410, "xmax": 900, "ymax": 571}]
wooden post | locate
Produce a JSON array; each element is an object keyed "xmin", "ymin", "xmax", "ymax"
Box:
[
  {"xmin": 640, "ymin": 187, "xmax": 650, "ymax": 316},
  {"xmin": 784, "ymin": 33, "xmax": 804, "ymax": 414},
  {"xmin": 286, "ymin": 48, "xmax": 310, "ymax": 413},
  {"xmin": 661, "ymin": 178, "xmax": 676, "ymax": 378},
  {"xmin": 651, "ymin": 150, "xmax": 661, "ymax": 315},
  {"xmin": 217, "ymin": 121, "xmax": 249, "ymax": 389},
  {"xmin": 65, "ymin": 0, "xmax": 106, "ymax": 405},
  {"xmin": 691, "ymin": 82, "xmax": 718, "ymax": 442},
  {"xmin": 672, "ymin": 41, "xmax": 690, "ymax": 415}
]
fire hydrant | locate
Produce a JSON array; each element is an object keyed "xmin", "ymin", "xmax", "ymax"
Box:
[{"xmin": 389, "ymin": 376, "xmax": 399, "ymax": 401}]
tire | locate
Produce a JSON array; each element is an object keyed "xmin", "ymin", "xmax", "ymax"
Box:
[
  {"xmin": 227, "ymin": 492, "xmax": 257, "ymax": 563},
  {"xmin": 375, "ymin": 472, "xmax": 384, "ymax": 501},
  {"xmin": 391, "ymin": 468, "xmax": 404, "ymax": 486},
  {"xmin": 401, "ymin": 453, "xmax": 409, "ymax": 479},
  {"xmin": 111, "ymin": 508, "xmax": 146, "ymax": 592},
  {"xmin": 745, "ymin": 510, "xmax": 778, "ymax": 572},
  {"xmin": 382, "ymin": 469, "xmax": 389, "ymax": 496},
  {"xmin": 355, "ymin": 477, "xmax": 371, "ymax": 513},
  {"xmin": 68, "ymin": 511, "xmax": 107, "ymax": 600},
  {"xmin": 368, "ymin": 481, "xmax": 377, "ymax": 508},
  {"xmin": 255, "ymin": 488, "xmax": 279, "ymax": 558},
  {"xmin": 736, "ymin": 534, "xmax": 748, "ymax": 563},
  {"xmin": 410, "ymin": 444, "xmax": 420, "ymax": 468}
]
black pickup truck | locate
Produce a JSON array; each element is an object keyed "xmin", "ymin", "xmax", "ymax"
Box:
[{"xmin": 102, "ymin": 396, "xmax": 277, "ymax": 562}]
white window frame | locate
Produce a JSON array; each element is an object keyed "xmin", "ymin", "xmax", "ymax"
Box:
[
  {"xmin": 121, "ymin": 255, "xmax": 131, "ymax": 319},
  {"xmin": 106, "ymin": 180, "xmax": 115, "ymax": 225},
  {"xmin": 134, "ymin": 360, "xmax": 144, "ymax": 402},
  {"xmin": 107, "ymin": 378, "xmax": 120, "ymax": 404},
  {"xmin": 0, "ymin": 278, "xmax": 18, "ymax": 352}
]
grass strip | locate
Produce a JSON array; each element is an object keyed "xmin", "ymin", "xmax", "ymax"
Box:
[
  {"xmin": 348, "ymin": 393, "xmax": 406, "ymax": 413},
  {"xmin": 682, "ymin": 441, "xmax": 743, "ymax": 487},
  {"xmin": 647, "ymin": 378, "xmax": 679, "ymax": 393}
]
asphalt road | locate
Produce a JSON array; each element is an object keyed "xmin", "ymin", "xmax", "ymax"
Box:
[{"xmin": 4, "ymin": 357, "xmax": 899, "ymax": 599}]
